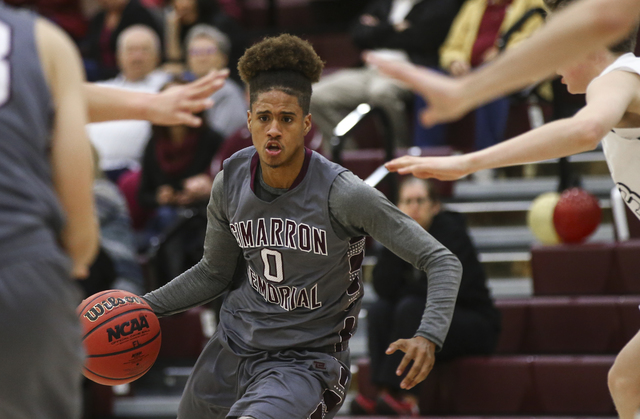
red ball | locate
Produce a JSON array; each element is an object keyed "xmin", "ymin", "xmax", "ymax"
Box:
[
  {"xmin": 77, "ymin": 290, "xmax": 161, "ymax": 386},
  {"xmin": 553, "ymin": 188, "xmax": 601, "ymax": 243}
]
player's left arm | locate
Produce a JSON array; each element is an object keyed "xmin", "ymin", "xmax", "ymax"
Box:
[
  {"xmin": 330, "ymin": 173, "xmax": 462, "ymax": 389},
  {"xmin": 84, "ymin": 69, "xmax": 228, "ymax": 127},
  {"xmin": 575, "ymin": 69, "xmax": 640, "ymax": 134},
  {"xmin": 385, "ymin": 69, "xmax": 639, "ymax": 180}
]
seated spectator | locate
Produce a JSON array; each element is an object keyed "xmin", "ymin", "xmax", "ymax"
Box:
[
  {"xmin": 352, "ymin": 177, "xmax": 501, "ymax": 416},
  {"xmin": 415, "ymin": 0, "xmax": 547, "ymax": 151},
  {"xmin": 164, "ymin": 0, "xmax": 246, "ymax": 82},
  {"xmin": 138, "ymin": 77, "xmax": 223, "ymax": 284},
  {"xmin": 82, "ymin": 0, "xmax": 163, "ymax": 81},
  {"xmin": 184, "ymin": 24, "xmax": 247, "ymax": 139},
  {"xmin": 78, "ymin": 145, "xmax": 147, "ymax": 297},
  {"xmin": 92, "ymin": 145, "xmax": 145, "ymax": 295},
  {"xmin": 87, "ymin": 25, "xmax": 171, "ymax": 183},
  {"xmin": 310, "ymin": 0, "xmax": 461, "ymax": 149}
]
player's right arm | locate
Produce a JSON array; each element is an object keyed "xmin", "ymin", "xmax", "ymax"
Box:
[
  {"xmin": 142, "ymin": 171, "xmax": 241, "ymax": 316},
  {"xmin": 83, "ymin": 69, "xmax": 228, "ymax": 127},
  {"xmin": 36, "ymin": 19, "xmax": 98, "ymax": 278},
  {"xmin": 386, "ymin": 69, "xmax": 640, "ymax": 180},
  {"xmin": 366, "ymin": 0, "xmax": 640, "ymax": 125}
]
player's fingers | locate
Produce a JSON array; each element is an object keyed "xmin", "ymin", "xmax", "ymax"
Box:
[
  {"xmin": 176, "ymin": 112, "xmax": 203, "ymax": 128},
  {"xmin": 385, "ymin": 340, "xmax": 403, "ymax": 355},
  {"xmin": 394, "ymin": 346, "xmax": 415, "ymax": 377},
  {"xmin": 385, "ymin": 156, "xmax": 416, "ymax": 171},
  {"xmin": 402, "ymin": 355, "xmax": 434, "ymax": 390},
  {"xmin": 400, "ymin": 349, "xmax": 424, "ymax": 389},
  {"xmin": 186, "ymin": 70, "xmax": 228, "ymax": 99},
  {"xmin": 420, "ymin": 108, "xmax": 440, "ymax": 127}
]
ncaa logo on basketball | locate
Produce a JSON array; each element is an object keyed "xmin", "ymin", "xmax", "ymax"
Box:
[
  {"xmin": 83, "ymin": 295, "xmax": 145, "ymax": 322},
  {"xmin": 106, "ymin": 314, "xmax": 150, "ymax": 342}
]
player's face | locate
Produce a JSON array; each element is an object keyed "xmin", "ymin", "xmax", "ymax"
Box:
[
  {"xmin": 248, "ymin": 89, "xmax": 311, "ymax": 181},
  {"xmin": 557, "ymin": 57, "xmax": 597, "ymax": 94},
  {"xmin": 397, "ymin": 181, "xmax": 440, "ymax": 230}
]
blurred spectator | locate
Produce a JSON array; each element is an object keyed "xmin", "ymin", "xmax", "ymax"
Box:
[
  {"xmin": 310, "ymin": 0, "xmax": 461, "ymax": 148},
  {"xmin": 78, "ymin": 144, "xmax": 146, "ymax": 297},
  {"xmin": 87, "ymin": 25, "xmax": 170, "ymax": 182},
  {"xmin": 92, "ymin": 145, "xmax": 145, "ymax": 295},
  {"xmin": 82, "ymin": 0, "xmax": 163, "ymax": 81},
  {"xmin": 185, "ymin": 24, "xmax": 247, "ymax": 139},
  {"xmin": 138, "ymin": 77, "xmax": 223, "ymax": 283},
  {"xmin": 352, "ymin": 177, "xmax": 501, "ymax": 416},
  {"xmin": 164, "ymin": 0, "xmax": 246, "ymax": 82},
  {"xmin": 415, "ymin": 0, "xmax": 547, "ymax": 151}
]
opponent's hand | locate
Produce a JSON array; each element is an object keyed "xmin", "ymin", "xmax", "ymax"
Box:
[
  {"xmin": 385, "ymin": 154, "xmax": 471, "ymax": 180},
  {"xmin": 364, "ymin": 52, "xmax": 470, "ymax": 126},
  {"xmin": 387, "ymin": 336, "xmax": 436, "ymax": 390},
  {"xmin": 147, "ymin": 69, "xmax": 229, "ymax": 127}
]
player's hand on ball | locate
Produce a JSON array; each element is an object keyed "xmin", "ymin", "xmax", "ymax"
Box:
[{"xmin": 386, "ymin": 336, "xmax": 436, "ymax": 390}]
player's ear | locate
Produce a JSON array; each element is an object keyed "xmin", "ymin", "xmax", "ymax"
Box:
[
  {"xmin": 303, "ymin": 113, "xmax": 312, "ymax": 135},
  {"xmin": 247, "ymin": 110, "xmax": 252, "ymax": 130}
]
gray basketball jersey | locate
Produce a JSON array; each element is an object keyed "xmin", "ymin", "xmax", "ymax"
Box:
[
  {"xmin": 0, "ymin": 4, "xmax": 66, "ymax": 266},
  {"xmin": 219, "ymin": 147, "xmax": 365, "ymax": 352}
]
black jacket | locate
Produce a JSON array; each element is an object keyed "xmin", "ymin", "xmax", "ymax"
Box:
[
  {"xmin": 372, "ymin": 210, "xmax": 500, "ymax": 322},
  {"xmin": 350, "ymin": 0, "xmax": 462, "ymax": 68}
]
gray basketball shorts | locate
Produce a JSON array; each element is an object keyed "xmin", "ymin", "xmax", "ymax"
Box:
[
  {"xmin": 0, "ymin": 255, "xmax": 84, "ymax": 419},
  {"xmin": 178, "ymin": 332, "xmax": 351, "ymax": 419}
]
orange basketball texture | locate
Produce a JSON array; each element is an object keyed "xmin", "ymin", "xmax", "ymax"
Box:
[{"xmin": 77, "ymin": 290, "xmax": 161, "ymax": 385}]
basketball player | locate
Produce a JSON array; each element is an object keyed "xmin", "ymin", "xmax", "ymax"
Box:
[
  {"xmin": 364, "ymin": 0, "xmax": 640, "ymax": 127},
  {"xmin": 142, "ymin": 34, "xmax": 463, "ymax": 419},
  {"xmin": 371, "ymin": 0, "xmax": 640, "ymax": 416},
  {"xmin": 0, "ymin": 3, "xmax": 97, "ymax": 419}
]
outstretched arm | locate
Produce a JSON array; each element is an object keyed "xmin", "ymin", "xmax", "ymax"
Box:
[
  {"xmin": 85, "ymin": 69, "xmax": 228, "ymax": 126},
  {"xmin": 385, "ymin": 70, "xmax": 640, "ymax": 179},
  {"xmin": 366, "ymin": 0, "xmax": 640, "ymax": 125}
]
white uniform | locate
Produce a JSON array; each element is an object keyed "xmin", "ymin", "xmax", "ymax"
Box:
[{"xmin": 594, "ymin": 53, "xmax": 640, "ymax": 220}]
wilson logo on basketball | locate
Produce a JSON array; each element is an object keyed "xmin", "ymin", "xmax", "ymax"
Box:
[
  {"xmin": 106, "ymin": 314, "xmax": 150, "ymax": 342},
  {"xmin": 83, "ymin": 296, "xmax": 146, "ymax": 322}
]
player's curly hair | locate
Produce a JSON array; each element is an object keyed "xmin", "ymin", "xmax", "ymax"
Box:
[{"xmin": 238, "ymin": 34, "xmax": 324, "ymax": 114}]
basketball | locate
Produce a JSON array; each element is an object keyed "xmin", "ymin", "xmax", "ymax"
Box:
[
  {"xmin": 553, "ymin": 187, "xmax": 601, "ymax": 244},
  {"xmin": 527, "ymin": 192, "xmax": 561, "ymax": 245},
  {"xmin": 77, "ymin": 289, "xmax": 161, "ymax": 386}
]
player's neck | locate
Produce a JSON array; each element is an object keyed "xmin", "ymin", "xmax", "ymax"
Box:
[{"xmin": 260, "ymin": 151, "xmax": 305, "ymax": 189}]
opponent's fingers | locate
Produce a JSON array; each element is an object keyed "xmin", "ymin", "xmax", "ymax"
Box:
[
  {"xmin": 185, "ymin": 70, "xmax": 228, "ymax": 99},
  {"xmin": 385, "ymin": 156, "xmax": 418, "ymax": 171},
  {"xmin": 176, "ymin": 112, "xmax": 203, "ymax": 127},
  {"xmin": 396, "ymin": 163, "xmax": 431, "ymax": 178}
]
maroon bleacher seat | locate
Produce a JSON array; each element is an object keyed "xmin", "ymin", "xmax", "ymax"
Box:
[
  {"xmin": 617, "ymin": 296, "xmax": 640, "ymax": 345},
  {"xmin": 531, "ymin": 242, "xmax": 616, "ymax": 295},
  {"xmin": 611, "ymin": 239, "xmax": 640, "ymax": 294},
  {"xmin": 523, "ymin": 296, "xmax": 620, "ymax": 354},
  {"xmin": 532, "ymin": 355, "xmax": 616, "ymax": 415},
  {"xmin": 157, "ymin": 307, "xmax": 212, "ymax": 359},
  {"xmin": 440, "ymin": 356, "xmax": 535, "ymax": 414},
  {"xmin": 494, "ymin": 299, "xmax": 528, "ymax": 354}
]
